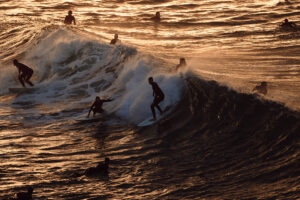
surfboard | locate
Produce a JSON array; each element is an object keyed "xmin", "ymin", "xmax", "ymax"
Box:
[
  {"xmin": 137, "ymin": 106, "xmax": 172, "ymax": 127},
  {"xmin": 9, "ymin": 87, "xmax": 37, "ymax": 94},
  {"xmin": 75, "ymin": 116, "xmax": 103, "ymax": 123}
]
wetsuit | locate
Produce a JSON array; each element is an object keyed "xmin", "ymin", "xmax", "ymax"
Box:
[
  {"xmin": 89, "ymin": 99, "xmax": 112, "ymax": 117},
  {"xmin": 64, "ymin": 15, "xmax": 75, "ymax": 25},
  {"xmin": 150, "ymin": 82, "xmax": 164, "ymax": 119},
  {"xmin": 15, "ymin": 62, "xmax": 34, "ymax": 87},
  {"xmin": 110, "ymin": 39, "xmax": 120, "ymax": 45}
]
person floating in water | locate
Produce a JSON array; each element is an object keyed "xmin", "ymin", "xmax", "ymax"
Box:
[
  {"xmin": 110, "ymin": 34, "xmax": 121, "ymax": 45},
  {"xmin": 148, "ymin": 77, "xmax": 164, "ymax": 121},
  {"xmin": 64, "ymin": 10, "xmax": 76, "ymax": 25},
  {"xmin": 15, "ymin": 186, "xmax": 33, "ymax": 200},
  {"xmin": 280, "ymin": 19, "xmax": 296, "ymax": 30},
  {"xmin": 277, "ymin": 0, "xmax": 291, "ymax": 6},
  {"xmin": 151, "ymin": 12, "xmax": 161, "ymax": 22},
  {"xmin": 176, "ymin": 58, "xmax": 187, "ymax": 70},
  {"xmin": 13, "ymin": 59, "xmax": 34, "ymax": 88},
  {"xmin": 84, "ymin": 158, "xmax": 110, "ymax": 176},
  {"xmin": 87, "ymin": 96, "xmax": 113, "ymax": 117},
  {"xmin": 253, "ymin": 81, "xmax": 268, "ymax": 95}
]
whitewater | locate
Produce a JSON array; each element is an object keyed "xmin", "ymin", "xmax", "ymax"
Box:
[{"xmin": 0, "ymin": 0, "xmax": 299, "ymax": 199}]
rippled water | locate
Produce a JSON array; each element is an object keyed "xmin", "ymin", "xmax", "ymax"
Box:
[{"xmin": 0, "ymin": 0, "xmax": 299, "ymax": 199}]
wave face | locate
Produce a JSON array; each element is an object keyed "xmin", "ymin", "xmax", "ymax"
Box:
[{"xmin": 138, "ymin": 76, "xmax": 299, "ymax": 199}]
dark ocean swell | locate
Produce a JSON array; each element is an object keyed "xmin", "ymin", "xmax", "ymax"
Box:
[{"xmin": 139, "ymin": 76, "xmax": 300, "ymax": 199}]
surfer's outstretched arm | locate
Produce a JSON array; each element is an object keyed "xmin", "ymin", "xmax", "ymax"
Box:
[{"xmin": 103, "ymin": 99, "xmax": 113, "ymax": 102}]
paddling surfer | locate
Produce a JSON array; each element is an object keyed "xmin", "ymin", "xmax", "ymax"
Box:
[
  {"xmin": 151, "ymin": 12, "xmax": 161, "ymax": 22},
  {"xmin": 176, "ymin": 58, "xmax": 187, "ymax": 71},
  {"xmin": 13, "ymin": 59, "xmax": 34, "ymax": 88},
  {"xmin": 148, "ymin": 77, "xmax": 164, "ymax": 121},
  {"xmin": 280, "ymin": 19, "xmax": 296, "ymax": 30},
  {"xmin": 88, "ymin": 96, "xmax": 113, "ymax": 117},
  {"xmin": 253, "ymin": 81, "xmax": 267, "ymax": 95}
]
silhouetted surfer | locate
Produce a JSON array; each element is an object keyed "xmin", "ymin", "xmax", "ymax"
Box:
[
  {"xmin": 88, "ymin": 96, "xmax": 112, "ymax": 117},
  {"xmin": 176, "ymin": 58, "xmax": 187, "ymax": 70},
  {"xmin": 13, "ymin": 59, "xmax": 34, "ymax": 88},
  {"xmin": 64, "ymin": 10, "xmax": 76, "ymax": 25},
  {"xmin": 148, "ymin": 77, "xmax": 164, "ymax": 121},
  {"xmin": 277, "ymin": 0, "xmax": 291, "ymax": 6},
  {"xmin": 253, "ymin": 81, "xmax": 267, "ymax": 95},
  {"xmin": 151, "ymin": 12, "xmax": 161, "ymax": 22},
  {"xmin": 84, "ymin": 158, "xmax": 110, "ymax": 176},
  {"xmin": 15, "ymin": 186, "xmax": 33, "ymax": 200},
  {"xmin": 110, "ymin": 34, "xmax": 121, "ymax": 45},
  {"xmin": 280, "ymin": 19, "xmax": 296, "ymax": 30}
]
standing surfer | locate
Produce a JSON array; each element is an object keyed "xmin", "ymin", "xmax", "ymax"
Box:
[{"xmin": 148, "ymin": 77, "xmax": 165, "ymax": 121}]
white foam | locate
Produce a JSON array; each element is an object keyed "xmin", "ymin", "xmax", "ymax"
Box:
[{"xmin": 1, "ymin": 28, "xmax": 185, "ymax": 124}]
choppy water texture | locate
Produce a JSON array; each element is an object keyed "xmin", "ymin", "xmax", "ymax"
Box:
[{"xmin": 0, "ymin": 0, "xmax": 299, "ymax": 199}]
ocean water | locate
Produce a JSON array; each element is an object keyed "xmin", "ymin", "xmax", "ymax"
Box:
[{"xmin": 0, "ymin": 0, "xmax": 299, "ymax": 199}]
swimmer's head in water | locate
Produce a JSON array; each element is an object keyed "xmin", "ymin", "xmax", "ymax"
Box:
[
  {"xmin": 180, "ymin": 58, "xmax": 186, "ymax": 65},
  {"xmin": 148, "ymin": 77, "xmax": 153, "ymax": 84},
  {"xmin": 261, "ymin": 81, "xmax": 267, "ymax": 86},
  {"xmin": 68, "ymin": 10, "xmax": 72, "ymax": 15}
]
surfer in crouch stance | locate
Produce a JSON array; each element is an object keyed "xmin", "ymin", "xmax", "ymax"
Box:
[
  {"xmin": 88, "ymin": 96, "xmax": 113, "ymax": 118},
  {"xmin": 148, "ymin": 77, "xmax": 164, "ymax": 121},
  {"xmin": 64, "ymin": 10, "xmax": 76, "ymax": 25},
  {"xmin": 13, "ymin": 59, "xmax": 34, "ymax": 88},
  {"xmin": 253, "ymin": 81, "xmax": 267, "ymax": 95}
]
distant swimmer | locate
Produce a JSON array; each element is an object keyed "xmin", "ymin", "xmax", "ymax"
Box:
[
  {"xmin": 64, "ymin": 10, "xmax": 76, "ymax": 25},
  {"xmin": 148, "ymin": 77, "xmax": 164, "ymax": 121},
  {"xmin": 151, "ymin": 12, "xmax": 161, "ymax": 22},
  {"xmin": 176, "ymin": 58, "xmax": 187, "ymax": 70},
  {"xmin": 87, "ymin": 96, "xmax": 113, "ymax": 117},
  {"xmin": 13, "ymin": 59, "xmax": 34, "ymax": 88},
  {"xmin": 84, "ymin": 158, "xmax": 110, "ymax": 176},
  {"xmin": 15, "ymin": 186, "xmax": 33, "ymax": 200},
  {"xmin": 280, "ymin": 19, "xmax": 296, "ymax": 30},
  {"xmin": 110, "ymin": 34, "xmax": 121, "ymax": 45},
  {"xmin": 253, "ymin": 81, "xmax": 267, "ymax": 95}
]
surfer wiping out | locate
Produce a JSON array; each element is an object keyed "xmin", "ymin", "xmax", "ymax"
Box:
[
  {"xmin": 13, "ymin": 59, "xmax": 34, "ymax": 88},
  {"xmin": 148, "ymin": 77, "xmax": 165, "ymax": 121},
  {"xmin": 87, "ymin": 96, "xmax": 113, "ymax": 118}
]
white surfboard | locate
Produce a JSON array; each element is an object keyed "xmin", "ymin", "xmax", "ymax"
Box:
[
  {"xmin": 9, "ymin": 87, "xmax": 37, "ymax": 94},
  {"xmin": 138, "ymin": 106, "xmax": 172, "ymax": 127}
]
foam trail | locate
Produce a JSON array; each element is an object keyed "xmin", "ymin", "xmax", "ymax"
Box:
[{"xmin": 0, "ymin": 27, "xmax": 184, "ymax": 124}]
